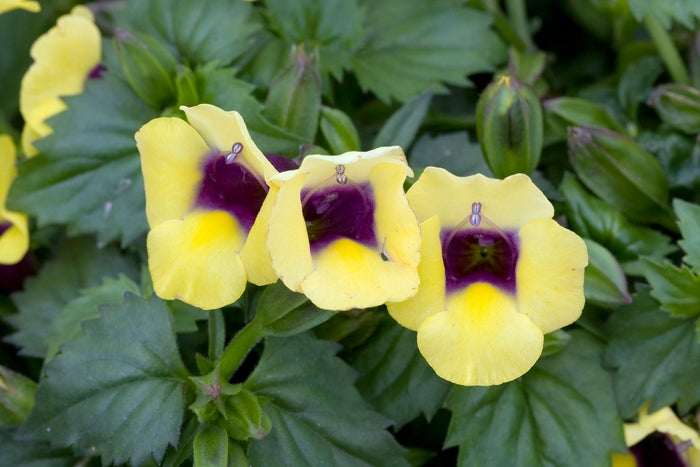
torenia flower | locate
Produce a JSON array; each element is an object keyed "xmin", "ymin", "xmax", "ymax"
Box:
[
  {"xmin": 266, "ymin": 147, "xmax": 421, "ymax": 310},
  {"xmin": 0, "ymin": 0, "xmax": 39, "ymax": 14},
  {"xmin": 612, "ymin": 405, "xmax": 700, "ymax": 467},
  {"xmin": 387, "ymin": 168, "xmax": 587, "ymax": 386},
  {"xmin": 20, "ymin": 5, "xmax": 101, "ymax": 157},
  {"xmin": 0, "ymin": 135, "xmax": 29, "ymax": 265},
  {"xmin": 136, "ymin": 104, "xmax": 279, "ymax": 310}
]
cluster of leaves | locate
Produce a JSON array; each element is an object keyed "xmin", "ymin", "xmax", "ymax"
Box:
[{"xmin": 0, "ymin": 0, "xmax": 699, "ymax": 466}]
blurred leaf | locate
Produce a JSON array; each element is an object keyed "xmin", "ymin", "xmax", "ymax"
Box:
[
  {"xmin": 617, "ymin": 56, "xmax": 663, "ymax": 120},
  {"xmin": 560, "ymin": 173, "xmax": 676, "ymax": 274},
  {"xmin": 113, "ymin": 0, "xmax": 259, "ymax": 66},
  {"xmin": 627, "ymin": 0, "xmax": 700, "ymax": 29},
  {"xmin": 320, "ymin": 106, "xmax": 361, "ymax": 153},
  {"xmin": 544, "ymin": 97, "xmax": 626, "ymax": 135},
  {"xmin": 605, "ymin": 289, "xmax": 700, "ymax": 418},
  {"xmin": 409, "ymin": 131, "xmax": 492, "ymax": 177},
  {"xmin": 373, "ymin": 92, "xmax": 431, "ymax": 149},
  {"xmin": 675, "ymin": 198, "xmax": 700, "ymax": 272},
  {"xmin": 446, "ymin": 330, "xmax": 625, "ymax": 466},
  {"xmin": 637, "ymin": 131, "xmax": 700, "ymax": 191},
  {"xmin": 648, "ymin": 84, "xmax": 700, "ymax": 134},
  {"xmin": 0, "ymin": 365, "xmax": 36, "ymax": 425},
  {"xmin": 351, "ymin": 0, "xmax": 506, "ymax": 103},
  {"xmin": 245, "ymin": 334, "xmax": 409, "ymax": 466},
  {"xmin": 349, "ymin": 316, "xmax": 450, "ymax": 428},
  {"xmin": 641, "ymin": 258, "xmax": 700, "ymax": 318},
  {"xmin": 0, "ymin": 426, "xmax": 74, "ymax": 467},
  {"xmin": 4, "ymin": 237, "xmax": 138, "ymax": 358},
  {"xmin": 7, "ymin": 71, "xmax": 157, "ymax": 246},
  {"xmin": 583, "ymin": 239, "xmax": 632, "ymax": 308},
  {"xmin": 541, "ymin": 329, "xmax": 571, "ymax": 357},
  {"xmin": 19, "ymin": 294, "xmax": 189, "ymax": 466}
]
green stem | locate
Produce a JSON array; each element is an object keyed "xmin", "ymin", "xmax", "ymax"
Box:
[
  {"xmin": 207, "ymin": 309, "xmax": 225, "ymax": 362},
  {"xmin": 643, "ymin": 14, "xmax": 691, "ymax": 85},
  {"xmin": 505, "ymin": 0, "xmax": 535, "ymax": 52},
  {"xmin": 218, "ymin": 317, "xmax": 265, "ymax": 381}
]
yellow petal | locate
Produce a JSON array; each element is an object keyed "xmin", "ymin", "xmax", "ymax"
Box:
[
  {"xmin": 0, "ymin": 135, "xmax": 17, "ymax": 202},
  {"xmin": 301, "ymin": 238, "xmax": 419, "ymax": 310},
  {"xmin": 407, "ymin": 168, "xmax": 554, "ymax": 230},
  {"xmin": 387, "ymin": 215, "xmax": 445, "ymax": 330},
  {"xmin": 267, "ymin": 174, "xmax": 313, "ymax": 291},
  {"xmin": 20, "ymin": 6, "xmax": 100, "ymax": 155},
  {"xmin": 611, "ymin": 452, "xmax": 637, "ymax": 467},
  {"xmin": 516, "ymin": 218, "xmax": 588, "ymax": 333},
  {"xmin": 239, "ymin": 189, "xmax": 277, "ymax": 286},
  {"xmin": 20, "ymin": 123, "xmax": 42, "ymax": 157},
  {"xmin": 417, "ymin": 282, "xmax": 543, "ymax": 386},
  {"xmin": 0, "ymin": 0, "xmax": 40, "ymax": 14},
  {"xmin": 136, "ymin": 117, "xmax": 209, "ymax": 226},
  {"xmin": 180, "ymin": 104, "xmax": 277, "ymax": 181},
  {"xmin": 625, "ymin": 404, "xmax": 700, "ymax": 450},
  {"xmin": 0, "ymin": 211, "xmax": 29, "ymax": 265},
  {"xmin": 147, "ymin": 210, "xmax": 247, "ymax": 310}
]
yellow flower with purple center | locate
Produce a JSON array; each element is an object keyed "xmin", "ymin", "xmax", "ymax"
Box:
[
  {"xmin": 135, "ymin": 104, "xmax": 282, "ymax": 310},
  {"xmin": 0, "ymin": 135, "xmax": 29, "ymax": 265},
  {"xmin": 265, "ymin": 147, "xmax": 421, "ymax": 311},
  {"xmin": 0, "ymin": 0, "xmax": 39, "ymax": 14},
  {"xmin": 20, "ymin": 5, "xmax": 102, "ymax": 157},
  {"xmin": 387, "ymin": 167, "xmax": 587, "ymax": 386}
]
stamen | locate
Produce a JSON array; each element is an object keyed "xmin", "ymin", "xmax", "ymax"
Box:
[
  {"xmin": 226, "ymin": 142, "xmax": 244, "ymax": 164},
  {"xmin": 301, "ymin": 163, "xmax": 364, "ymax": 207},
  {"xmin": 470, "ymin": 202, "xmax": 482, "ymax": 226},
  {"xmin": 336, "ymin": 164, "xmax": 347, "ymax": 184}
]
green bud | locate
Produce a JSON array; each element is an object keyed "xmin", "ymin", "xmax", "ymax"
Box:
[
  {"xmin": 113, "ymin": 30, "xmax": 178, "ymax": 109},
  {"xmin": 647, "ymin": 84, "xmax": 700, "ymax": 134},
  {"xmin": 264, "ymin": 45, "xmax": 321, "ymax": 143},
  {"xmin": 476, "ymin": 74, "xmax": 543, "ymax": 178},
  {"xmin": 223, "ymin": 389, "xmax": 272, "ymax": 441},
  {"xmin": 567, "ymin": 126, "xmax": 673, "ymax": 227},
  {"xmin": 320, "ymin": 106, "xmax": 361, "ymax": 154},
  {"xmin": 0, "ymin": 365, "xmax": 36, "ymax": 425}
]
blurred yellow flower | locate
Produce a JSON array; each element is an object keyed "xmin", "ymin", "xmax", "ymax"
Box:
[
  {"xmin": 0, "ymin": 136, "xmax": 29, "ymax": 265},
  {"xmin": 0, "ymin": 0, "xmax": 39, "ymax": 14},
  {"xmin": 136, "ymin": 104, "xmax": 279, "ymax": 310},
  {"xmin": 20, "ymin": 5, "xmax": 101, "ymax": 157},
  {"xmin": 387, "ymin": 168, "xmax": 587, "ymax": 386}
]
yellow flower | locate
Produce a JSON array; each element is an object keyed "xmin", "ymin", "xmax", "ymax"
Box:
[
  {"xmin": 135, "ymin": 104, "xmax": 279, "ymax": 310},
  {"xmin": 0, "ymin": 0, "xmax": 39, "ymax": 14},
  {"xmin": 265, "ymin": 147, "xmax": 421, "ymax": 310},
  {"xmin": 20, "ymin": 5, "xmax": 101, "ymax": 157},
  {"xmin": 0, "ymin": 135, "xmax": 29, "ymax": 265},
  {"xmin": 387, "ymin": 168, "xmax": 587, "ymax": 386},
  {"xmin": 612, "ymin": 405, "xmax": 700, "ymax": 467}
]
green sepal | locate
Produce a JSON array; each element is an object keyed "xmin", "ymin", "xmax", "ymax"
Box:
[
  {"xmin": 648, "ymin": 83, "xmax": 700, "ymax": 134},
  {"xmin": 319, "ymin": 106, "xmax": 361, "ymax": 153},
  {"xmin": 583, "ymin": 238, "xmax": 632, "ymax": 308},
  {"xmin": 476, "ymin": 74, "xmax": 543, "ymax": 177},
  {"xmin": 223, "ymin": 389, "xmax": 272, "ymax": 441},
  {"xmin": 193, "ymin": 423, "xmax": 229, "ymax": 467},
  {"xmin": 113, "ymin": 30, "xmax": 178, "ymax": 109},
  {"xmin": 263, "ymin": 45, "xmax": 321, "ymax": 142},
  {"xmin": 567, "ymin": 126, "xmax": 673, "ymax": 227},
  {"xmin": 0, "ymin": 365, "xmax": 36, "ymax": 425},
  {"xmin": 189, "ymin": 367, "xmax": 242, "ymax": 424}
]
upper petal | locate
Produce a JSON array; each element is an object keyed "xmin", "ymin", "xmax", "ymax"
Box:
[
  {"xmin": 136, "ymin": 117, "xmax": 210, "ymax": 226},
  {"xmin": 239, "ymin": 189, "xmax": 278, "ymax": 286},
  {"xmin": 516, "ymin": 218, "xmax": 588, "ymax": 333},
  {"xmin": 0, "ymin": 211, "xmax": 29, "ymax": 265},
  {"xmin": 625, "ymin": 405, "xmax": 700, "ymax": 450},
  {"xmin": 0, "ymin": 135, "xmax": 17, "ymax": 203},
  {"xmin": 417, "ymin": 282, "xmax": 543, "ymax": 386},
  {"xmin": 407, "ymin": 167, "xmax": 554, "ymax": 230},
  {"xmin": 0, "ymin": 0, "xmax": 40, "ymax": 14}
]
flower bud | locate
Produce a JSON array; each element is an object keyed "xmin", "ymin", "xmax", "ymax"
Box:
[
  {"xmin": 264, "ymin": 45, "xmax": 321, "ymax": 142},
  {"xmin": 476, "ymin": 74, "xmax": 543, "ymax": 178},
  {"xmin": 224, "ymin": 389, "xmax": 272, "ymax": 441},
  {"xmin": 567, "ymin": 126, "xmax": 673, "ymax": 227},
  {"xmin": 113, "ymin": 30, "xmax": 177, "ymax": 109},
  {"xmin": 647, "ymin": 84, "xmax": 700, "ymax": 134}
]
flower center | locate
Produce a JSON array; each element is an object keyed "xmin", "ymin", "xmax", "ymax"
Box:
[
  {"xmin": 301, "ymin": 165, "xmax": 376, "ymax": 252},
  {"xmin": 195, "ymin": 142, "xmax": 269, "ymax": 232},
  {"xmin": 442, "ymin": 202, "xmax": 518, "ymax": 294}
]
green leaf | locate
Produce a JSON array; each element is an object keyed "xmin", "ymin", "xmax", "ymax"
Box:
[
  {"xmin": 409, "ymin": 131, "xmax": 492, "ymax": 177},
  {"xmin": 19, "ymin": 294, "xmax": 189, "ymax": 466},
  {"xmin": 320, "ymin": 106, "xmax": 361, "ymax": 153},
  {"xmin": 583, "ymin": 239, "xmax": 632, "ymax": 308},
  {"xmin": 445, "ymin": 330, "xmax": 625, "ymax": 467},
  {"xmin": 245, "ymin": 334, "xmax": 409, "ymax": 466},
  {"xmin": 4, "ymin": 237, "xmax": 138, "ymax": 358},
  {"xmin": 640, "ymin": 258, "xmax": 700, "ymax": 318},
  {"xmin": 114, "ymin": 0, "xmax": 259, "ymax": 66},
  {"xmin": 605, "ymin": 289, "xmax": 700, "ymax": 418},
  {"xmin": 617, "ymin": 56, "xmax": 663, "ymax": 120},
  {"xmin": 44, "ymin": 275, "xmax": 142, "ymax": 361},
  {"xmin": 637, "ymin": 131, "xmax": 700, "ymax": 191},
  {"xmin": 7, "ymin": 71, "xmax": 157, "ymax": 246},
  {"xmin": 349, "ymin": 316, "xmax": 450, "ymax": 428},
  {"xmin": 0, "ymin": 365, "xmax": 36, "ymax": 425},
  {"xmin": 560, "ymin": 172, "xmax": 676, "ymax": 274},
  {"xmin": 373, "ymin": 92, "xmax": 432, "ymax": 149},
  {"xmin": 0, "ymin": 426, "xmax": 75, "ymax": 467},
  {"xmin": 627, "ymin": 0, "xmax": 700, "ymax": 29},
  {"xmin": 675, "ymin": 198, "xmax": 700, "ymax": 272},
  {"xmin": 544, "ymin": 96, "xmax": 626, "ymax": 134},
  {"xmin": 351, "ymin": 0, "xmax": 506, "ymax": 103}
]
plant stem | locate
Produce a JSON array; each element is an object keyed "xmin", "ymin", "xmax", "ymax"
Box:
[
  {"xmin": 218, "ymin": 317, "xmax": 265, "ymax": 381},
  {"xmin": 207, "ymin": 309, "xmax": 225, "ymax": 362},
  {"xmin": 643, "ymin": 14, "xmax": 691, "ymax": 85},
  {"xmin": 505, "ymin": 0, "xmax": 535, "ymax": 52}
]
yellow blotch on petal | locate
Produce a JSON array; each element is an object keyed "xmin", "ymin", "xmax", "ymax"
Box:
[
  {"xmin": 136, "ymin": 117, "xmax": 209, "ymax": 226},
  {"xmin": 516, "ymin": 218, "xmax": 588, "ymax": 333},
  {"xmin": 20, "ymin": 5, "xmax": 100, "ymax": 156},
  {"xmin": 147, "ymin": 210, "xmax": 247, "ymax": 310},
  {"xmin": 387, "ymin": 215, "xmax": 445, "ymax": 330},
  {"xmin": 0, "ymin": 0, "xmax": 39, "ymax": 14},
  {"xmin": 417, "ymin": 283, "xmax": 543, "ymax": 386},
  {"xmin": 0, "ymin": 135, "xmax": 29, "ymax": 265}
]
